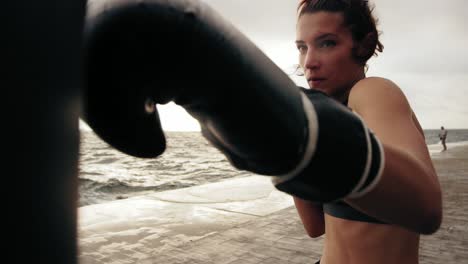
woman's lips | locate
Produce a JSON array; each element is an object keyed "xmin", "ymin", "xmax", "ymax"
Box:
[{"xmin": 308, "ymin": 78, "xmax": 325, "ymax": 87}]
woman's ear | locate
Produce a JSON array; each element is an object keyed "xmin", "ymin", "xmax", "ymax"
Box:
[{"xmin": 356, "ymin": 32, "xmax": 377, "ymax": 59}]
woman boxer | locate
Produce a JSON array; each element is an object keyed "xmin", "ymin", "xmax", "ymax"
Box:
[{"xmin": 292, "ymin": 1, "xmax": 442, "ymax": 263}]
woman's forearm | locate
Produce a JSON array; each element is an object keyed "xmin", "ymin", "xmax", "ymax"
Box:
[
  {"xmin": 293, "ymin": 196, "xmax": 325, "ymax": 237},
  {"xmin": 346, "ymin": 144, "xmax": 442, "ymax": 234}
]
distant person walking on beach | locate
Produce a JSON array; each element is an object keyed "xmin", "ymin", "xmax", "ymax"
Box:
[{"xmin": 439, "ymin": 126, "xmax": 448, "ymax": 151}]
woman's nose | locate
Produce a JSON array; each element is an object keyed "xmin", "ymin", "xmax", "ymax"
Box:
[{"xmin": 304, "ymin": 50, "xmax": 320, "ymax": 70}]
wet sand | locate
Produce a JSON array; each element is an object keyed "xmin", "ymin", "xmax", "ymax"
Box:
[{"xmin": 78, "ymin": 143, "xmax": 468, "ymax": 264}]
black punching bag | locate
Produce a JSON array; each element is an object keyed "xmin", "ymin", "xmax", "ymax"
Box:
[{"xmin": 4, "ymin": 1, "xmax": 85, "ymax": 263}]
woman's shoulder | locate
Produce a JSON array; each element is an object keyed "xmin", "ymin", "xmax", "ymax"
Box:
[
  {"xmin": 352, "ymin": 77, "xmax": 401, "ymax": 95},
  {"xmin": 349, "ymin": 77, "xmax": 411, "ymax": 113}
]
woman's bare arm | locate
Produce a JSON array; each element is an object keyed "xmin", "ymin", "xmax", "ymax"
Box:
[
  {"xmin": 293, "ymin": 196, "xmax": 325, "ymax": 237},
  {"xmin": 346, "ymin": 77, "xmax": 442, "ymax": 234}
]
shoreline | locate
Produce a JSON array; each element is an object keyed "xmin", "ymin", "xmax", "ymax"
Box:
[
  {"xmin": 427, "ymin": 140, "xmax": 468, "ymax": 154},
  {"xmin": 78, "ymin": 140, "xmax": 468, "ymax": 208}
]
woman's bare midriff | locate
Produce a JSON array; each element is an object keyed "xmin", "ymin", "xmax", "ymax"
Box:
[{"xmin": 320, "ymin": 214, "xmax": 420, "ymax": 264}]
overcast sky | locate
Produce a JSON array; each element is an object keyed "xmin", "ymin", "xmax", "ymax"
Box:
[{"xmin": 151, "ymin": 0, "xmax": 468, "ymax": 130}]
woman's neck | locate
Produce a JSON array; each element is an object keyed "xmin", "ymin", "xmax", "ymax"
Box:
[{"xmin": 332, "ymin": 74, "xmax": 365, "ymax": 104}]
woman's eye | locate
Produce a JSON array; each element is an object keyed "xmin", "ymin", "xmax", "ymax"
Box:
[
  {"xmin": 319, "ymin": 40, "xmax": 336, "ymax": 48},
  {"xmin": 297, "ymin": 45, "xmax": 307, "ymax": 54}
]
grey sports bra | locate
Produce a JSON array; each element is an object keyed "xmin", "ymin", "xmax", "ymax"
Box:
[{"xmin": 323, "ymin": 201, "xmax": 387, "ymax": 224}]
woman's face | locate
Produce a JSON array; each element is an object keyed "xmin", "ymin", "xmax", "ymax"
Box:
[{"xmin": 296, "ymin": 11, "xmax": 364, "ymax": 101}]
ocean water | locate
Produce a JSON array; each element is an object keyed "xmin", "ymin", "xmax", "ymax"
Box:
[
  {"xmin": 423, "ymin": 129, "xmax": 468, "ymax": 145},
  {"xmin": 79, "ymin": 129, "xmax": 468, "ymax": 207},
  {"xmin": 78, "ymin": 131, "xmax": 255, "ymax": 207}
]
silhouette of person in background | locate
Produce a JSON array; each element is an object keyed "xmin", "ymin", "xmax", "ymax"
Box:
[{"xmin": 439, "ymin": 126, "xmax": 448, "ymax": 151}]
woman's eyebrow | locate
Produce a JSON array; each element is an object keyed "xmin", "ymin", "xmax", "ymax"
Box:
[
  {"xmin": 295, "ymin": 33, "xmax": 337, "ymax": 44},
  {"xmin": 315, "ymin": 33, "xmax": 337, "ymax": 41}
]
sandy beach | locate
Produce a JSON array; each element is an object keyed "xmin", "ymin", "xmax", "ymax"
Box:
[
  {"xmin": 78, "ymin": 143, "xmax": 468, "ymax": 264},
  {"xmin": 420, "ymin": 144, "xmax": 468, "ymax": 263}
]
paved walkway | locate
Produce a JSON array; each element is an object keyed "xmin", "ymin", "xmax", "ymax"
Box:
[{"xmin": 78, "ymin": 142, "xmax": 468, "ymax": 264}]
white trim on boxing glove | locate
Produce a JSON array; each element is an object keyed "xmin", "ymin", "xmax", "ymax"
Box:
[
  {"xmin": 348, "ymin": 131, "xmax": 385, "ymax": 199},
  {"xmin": 345, "ymin": 111, "xmax": 373, "ymax": 197},
  {"xmin": 272, "ymin": 92, "xmax": 319, "ymax": 185}
]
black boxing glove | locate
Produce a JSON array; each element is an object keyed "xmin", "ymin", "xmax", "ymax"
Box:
[
  {"xmin": 82, "ymin": 0, "xmax": 384, "ymax": 202},
  {"xmin": 83, "ymin": 0, "xmax": 307, "ymax": 172}
]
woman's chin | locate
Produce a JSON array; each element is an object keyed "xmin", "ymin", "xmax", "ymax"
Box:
[{"xmin": 310, "ymin": 86, "xmax": 329, "ymax": 95}]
